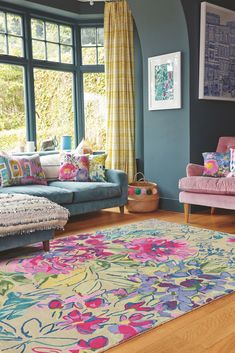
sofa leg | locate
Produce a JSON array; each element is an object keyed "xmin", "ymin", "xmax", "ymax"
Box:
[
  {"xmin": 184, "ymin": 203, "xmax": 190, "ymax": 223},
  {"xmin": 119, "ymin": 205, "xmax": 125, "ymax": 214},
  {"xmin": 211, "ymin": 207, "xmax": 216, "ymax": 215},
  {"xmin": 43, "ymin": 240, "xmax": 50, "ymax": 252}
]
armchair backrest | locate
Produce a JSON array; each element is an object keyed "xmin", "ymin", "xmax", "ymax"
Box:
[{"xmin": 216, "ymin": 136, "xmax": 235, "ymax": 153}]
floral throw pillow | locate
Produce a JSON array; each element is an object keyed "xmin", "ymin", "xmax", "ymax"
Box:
[
  {"xmin": 0, "ymin": 153, "xmax": 47, "ymax": 187},
  {"xmin": 202, "ymin": 152, "xmax": 230, "ymax": 177},
  {"xmin": 89, "ymin": 154, "xmax": 107, "ymax": 182},
  {"xmin": 230, "ymin": 148, "xmax": 235, "ymax": 172},
  {"xmin": 59, "ymin": 154, "xmax": 89, "ymax": 182}
]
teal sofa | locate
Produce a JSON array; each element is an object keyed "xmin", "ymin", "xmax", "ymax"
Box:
[{"xmin": 0, "ymin": 169, "xmax": 128, "ymax": 216}]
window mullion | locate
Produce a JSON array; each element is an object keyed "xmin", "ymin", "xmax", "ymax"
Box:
[
  {"xmin": 74, "ymin": 25, "xmax": 84, "ymax": 146},
  {"xmin": 24, "ymin": 13, "xmax": 37, "ymax": 144}
]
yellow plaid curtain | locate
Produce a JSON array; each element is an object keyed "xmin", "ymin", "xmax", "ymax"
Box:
[{"xmin": 104, "ymin": 0, "xmax": 136, "ymax": 182}]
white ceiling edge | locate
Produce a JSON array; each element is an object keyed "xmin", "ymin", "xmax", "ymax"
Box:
[{"xmin": 0, "ymin": 0, "xmax": 104, "ymax": 20}]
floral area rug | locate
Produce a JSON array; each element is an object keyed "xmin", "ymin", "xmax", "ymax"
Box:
[{"xmin": 1, "ymin": 219, "xmax": 235, "ymax": 353}]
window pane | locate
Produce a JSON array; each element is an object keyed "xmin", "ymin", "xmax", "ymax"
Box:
[
  {"xmin": 47, "ymin": 42, "xmax": 59, "ymax": 62},
  {"xmin": 0, "ymin": 34, "xmax": 6, "ymax": 54},
  {"xmin": 32, "ymin": 39, "xmax": 45, "ymax": 60},
  {"xmin": 46, "ymin": 22, "xmax": 59, "ymax": 43},
  {"xmin": 97, "ymin": 27, "xmax": 104, "ymax": 46},
  {"xmin": 34, "ymin": 69, "xmax": 74, "ymax": 150},
  {"xmin": 82, "ymin": 47, "xmax": 97, "ymax": 65},
  {"xmin": 0, "ymin": 11, "xmax": 6, "ymax": 33},
  {"xmin": 8, "ymin": 35, "xmax": 23, "ymax": 57},
  {"xmin": 31, "ymin": 19, "xmax": 44, "ymax": 40},
  {"xmin": 98, "ymin": 47, "xmax": 104, "ymax": 64},
  {"xmin": 7, "ymin": 13, "xmax": 22, "ymax": 36},
  {"xmin": 60, "ymin": 25, "xmax": 72, "ymax": 45},
  {"xmin": 61, "ymin": 45, "xmax": 73, "ymax": 64},
  {"xmin": 81, "ymin": 27, "xmax": 96, "ymax": 46},
  {"xmin": 83, "ymin": 73, "xmax": 106, "ymax": 151},
  {"xmin": 0, "ymin": 64, "xmax": 26, "ymax": 151}
]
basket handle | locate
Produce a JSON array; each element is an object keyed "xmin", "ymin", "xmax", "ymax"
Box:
[{"xmin": 133, "ymin": 172, "xmax": 148, "ymax": 182}]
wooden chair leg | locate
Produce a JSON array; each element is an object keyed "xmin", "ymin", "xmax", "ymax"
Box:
[
  {"xmin": 43, "ymin": 240, "xmax": 50, "ymax": 252},
  {"xmin": 184, "ymin": 203, "xmax": 190, "ymax": 223},
  {"xmin": 119, "ymin": 205, "xmax": 125, "ymax": 214},
  {"xmin": 211, "ymin": 207, "xmax": 216, "ymax": 215}
]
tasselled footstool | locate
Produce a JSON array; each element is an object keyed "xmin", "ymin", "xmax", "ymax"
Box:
[{"xmin": 0, "ymin": 193, "xmax": 69, "ymax": 252}]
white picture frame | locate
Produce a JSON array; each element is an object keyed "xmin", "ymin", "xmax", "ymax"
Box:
[
  {"xmin": 199, "ymin": 2, "xmax": 235, "ymax": 101},
  {"xmin": 148, "ymin": 51, "xmax": 181, "ymax": 111}
]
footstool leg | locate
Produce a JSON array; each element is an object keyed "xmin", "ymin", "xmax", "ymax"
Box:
[
  {"xmin": 119, "ymin": 205, "xmax": 125, "ymax": 214},
  {"xmin": 43, "ymin": 240, "xmax": 50, "ymax": 252}
]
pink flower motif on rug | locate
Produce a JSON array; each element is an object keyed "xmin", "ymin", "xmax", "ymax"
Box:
[
  {"xmin": 125, "ymin": 237, "xmax": 196, "ymax": 263},
  {"xmin": 69, "ymin": 336, "xmax": 108, "ymax": 353},
  {"xmin": 60, "ymin": 309, "xmax": 109, "ymax": 334},
  {"xmin": 109, "ymin": 313, "xmax": 154, "ymax": 340},
  {"xmin": 228, "ymin": 237, "xmax": 235, "ymax": 243}
]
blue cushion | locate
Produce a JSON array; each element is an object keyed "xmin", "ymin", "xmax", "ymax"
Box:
[
  {"xmin": 0, "ymin": 185, "xmax": 73, "ymax": 204},
  {"xmin": 49, "ymin": 181, "xmax": 121, "ymax": 203}
]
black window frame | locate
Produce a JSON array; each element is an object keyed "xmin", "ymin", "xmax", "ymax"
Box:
[{"xmin": 0, "ymin": 2, "xmax": 104, "ymax": 149}]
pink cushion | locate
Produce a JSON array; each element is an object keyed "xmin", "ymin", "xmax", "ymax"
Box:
[
  {"xmin": 179, "ymin": 191, "xmax": 235, "ymax": 210},
  {"xmin": 216, "ymin": 136, "xmax": 235, "ymax": 153},
  {"xmin": 179, "ymin": 176, "xmax": 235, "ymax": 196},
  {"xmin": 186, "ymin": 163, "xmax": 204, "ymax": 177}
]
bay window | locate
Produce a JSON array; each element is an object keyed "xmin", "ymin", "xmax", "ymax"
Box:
[{"xmin": 0, "ymin": 4, "xmax": 105, "ymax": 152}]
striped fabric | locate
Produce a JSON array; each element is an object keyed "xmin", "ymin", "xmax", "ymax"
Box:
[
  {"xmin": 104, "ymin": 0, "xmax": 136, "ymax": 182},
  {"xmin": 0, "ymin": 194, "xmax": 69, "ymax": 237}
]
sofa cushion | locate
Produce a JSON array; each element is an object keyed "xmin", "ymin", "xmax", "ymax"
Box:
[
  {"xmin": 49, "ymin": 181, "xmax": 121, "ymax": 202},
  {"xmin": 179, "ymin": 176, "xmax": 235, "ymax": 196},
  {"xmin": 0, "ymin": 185, "xmax": 73, "ymax": 204}
]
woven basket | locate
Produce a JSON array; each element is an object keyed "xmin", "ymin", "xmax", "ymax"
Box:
[{"xmin": 127, "ymin": 173, "xmax": 159, "ymax": 213}]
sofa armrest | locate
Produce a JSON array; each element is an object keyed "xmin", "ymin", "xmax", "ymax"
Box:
[
  {"xmin": 106, "ymin": 169, "xmax": 128, "ymax": 203},
  {"xmin": 186, "ymin": 163, "xmax": 204, "ymax": 177}
]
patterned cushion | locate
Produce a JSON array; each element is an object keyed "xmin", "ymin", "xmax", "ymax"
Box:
[
  {"xmin": 0, "ymin": 153, "xmax": 47, "ymax": 187},
  {"xmin": 203, "ymin": 152, "xmax": 230, "ymax": 177},
  {"xmin": 59, "ymin": 153, "xmax": 89, "ymax": 182},
  {"xmin": 89, "ymin": 154, "xmax": 107, "ymax": 182},
  {"xmin": 230, "ymin": 148, "xmax": 235, "ymax": 172}
]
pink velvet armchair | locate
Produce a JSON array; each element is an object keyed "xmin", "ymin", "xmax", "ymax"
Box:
[{"xmin": 179, "ymin": 137, "xmax": 235, "ymax": 223}]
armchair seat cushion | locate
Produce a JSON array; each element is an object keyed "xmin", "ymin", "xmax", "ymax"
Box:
[{"xmin": 179, "ymin": 176, "xmax": 235, "ymax": 196}]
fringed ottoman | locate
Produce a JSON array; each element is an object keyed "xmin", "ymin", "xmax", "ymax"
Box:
[{"xmin": 0, "ymin": 194, "xmax": 69, "ymax": 252}]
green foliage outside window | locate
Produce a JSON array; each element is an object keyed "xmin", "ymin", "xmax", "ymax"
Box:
[{"xmin": 0, "ymin": 11, "xmax": 106, "ymax": 153}]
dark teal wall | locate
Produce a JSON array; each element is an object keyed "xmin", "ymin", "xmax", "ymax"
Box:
[
  {"xmin": 181, "ymin": 0, "xmax": 235, "ymax": 165},
  {"xmin": 128, "ymin": 0, "xmax": 190, "ymax": 211}
]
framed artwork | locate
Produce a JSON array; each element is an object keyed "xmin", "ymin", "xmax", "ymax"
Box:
[
  {"xmin": 148, "ymin": 51, "xmax": 181, "ymax": 111},
  {"xmin": 199, "ymin": 2, "xmax": 235, "ymax": 101}
]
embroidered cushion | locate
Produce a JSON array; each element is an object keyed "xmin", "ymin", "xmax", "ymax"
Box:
[
  {"xmin": 230, "ymin": 148, "xmax": 235, "ymax": 172},
  {"xmin": 59, "ymin": 153, "xmax": 89, "ymax": 182},
  {"xmin": 202, "ymin": 152, "xmax": 230, "ymax": 177},
  {"xmin": 0, "ymin": 153, "xmax": 47, "ymax": 187},
  {"xmin": 89, "ymin": 154, "xmax": 107, "ymax": 182}
]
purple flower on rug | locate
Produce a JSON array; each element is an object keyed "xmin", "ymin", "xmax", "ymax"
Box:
[
  {"xmin": 84, "ymin": 234, "xmax": 114, "ymax": 258},
  {"xmin": 60, "ymin": 309, "xmax": 109, "ymax": 334},
  {"xmin": 124, "ymin": 301, "xmax": 153, "ymax": 312},
  {"xmin": 109, "ymin": 313, "xmax": 154, "ymax": 340},
  {"xmin": 69, "ymin": 336, "xmax": 108, "ymax": 353},
  {"xmin": 125, "ymin": 237, "xmax": 196, "ymax": 263}
]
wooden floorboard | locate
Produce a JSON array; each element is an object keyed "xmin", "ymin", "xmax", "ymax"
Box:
[{"xmin": 55, "ymin": 207, "xmax": 235, "ymax": 353}]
